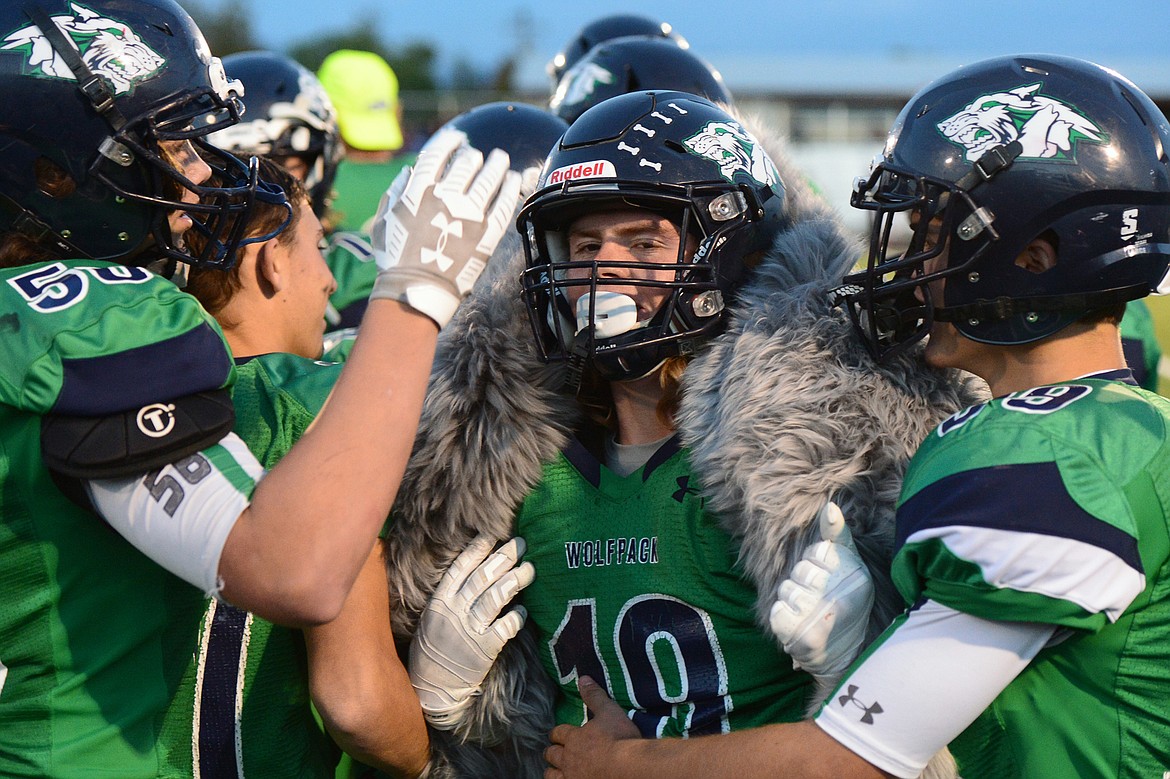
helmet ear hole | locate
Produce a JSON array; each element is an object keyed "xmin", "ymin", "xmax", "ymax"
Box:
[
  {"xmin": 34, "ymin": 157, "xmax": 76, "ymax": 199},
  {"xmin": 1015, "ymin": 233, "xmax": 1058, "ymax": 275}
]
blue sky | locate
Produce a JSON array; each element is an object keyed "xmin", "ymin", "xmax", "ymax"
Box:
[{"xmin": 207, "ymin": 0, "xmax": 1170, "ymax": 93}]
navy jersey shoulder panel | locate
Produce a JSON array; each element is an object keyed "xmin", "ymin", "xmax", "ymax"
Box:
[
  {"xmin": 55, "ymin": 322, "xmax": 233, "ymax": 415},
  {"xmin": 1087, "ymin": 368, "xmax": 1137, "ymax": 385},
  {"xmin": 1121, "ymin": 339, "xmax": 1149, "ymax": 387},
  {"xmin": 335, "ymin": 298, "xmax": 369, "ymax": 329},
  {"xmin": 897, "ymin": 461, "xmax": 1142, "ymax": 573}
]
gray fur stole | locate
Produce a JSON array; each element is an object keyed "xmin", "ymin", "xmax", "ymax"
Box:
[{"xmin": 382, "ymin": 125, "xmax": 985, "ymax": 778}]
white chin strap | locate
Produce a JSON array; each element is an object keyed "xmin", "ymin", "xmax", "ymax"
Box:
[{"xmin": 576, "ymin": 291, "xmax": 641, "ymax": 338}]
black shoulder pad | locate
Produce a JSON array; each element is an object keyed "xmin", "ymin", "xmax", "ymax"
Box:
[{"xmin": 41, "ymin": 388, "xmax": 235, "ymax": 479}]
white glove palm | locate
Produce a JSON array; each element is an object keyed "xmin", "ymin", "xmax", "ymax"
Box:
[
  {"xmin": 769, "ymin": 501, "xmax": 874, "ymax": 683},
  {"xmin": 409, "ymin": 535, "xmax": 535, "ymax": 730},
  {"xmin": 369, "ymin": 129, "xmax": 522, "ymax": 328}
]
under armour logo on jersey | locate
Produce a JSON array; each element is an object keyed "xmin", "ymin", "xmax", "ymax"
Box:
[
  {"xmin": 836, "ymin": 685, "xmax": 883, "ymax": 725},
  {"xmin": 419, "ymin": 212, "xmax": 464, "ymax": 272},
  {"xmin": 672, "ymin": 476, "xmax": 701, "ymax": 503}
]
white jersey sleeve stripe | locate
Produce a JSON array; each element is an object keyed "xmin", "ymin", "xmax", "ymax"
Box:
[
  {"xmin": 815, "ymin": 600, "xmax": 1055, "ymax": 778},
  {"xmin": 908, "ymin": 525, "xmax": 1145, "ymax": 621},
  {"xmin": 84, "ymin": 432, "xmax": 263, "ymax": 597}
]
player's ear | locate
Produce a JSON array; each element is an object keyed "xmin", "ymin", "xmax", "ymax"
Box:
[{"xmin": 255, "ymin": 238, "xmax": 287, "ymax": 293}]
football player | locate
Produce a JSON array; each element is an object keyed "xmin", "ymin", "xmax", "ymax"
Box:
[
  {"xmin": 178, "ymin": 159, "xmax": 425, "ymax": 777},
  {"xmin": 180, "ymin": 105, "xmax": 569, "ymax": 776},
  {"xmin": 0, "ymin": 1, "xmax": 517, "ymax": 775},
  {"xmin": 545, "ymin": 54, "xmax": 1170, "ymax": 779},
  {"xmin": 389, "ymin": 88, "xmax": 979, "ymax": 777}
]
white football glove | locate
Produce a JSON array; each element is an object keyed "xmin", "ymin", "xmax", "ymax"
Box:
[
  {"xmin": 408, "ymin": 534, "xmax": 535, "ymax": 730},
  {"xmin": 369, "ymin": 129, "xmax": 522, "ymax": 329},
  {"xmin": 769, "ymin": 501, "xmax": 874, "ymax": 684}
]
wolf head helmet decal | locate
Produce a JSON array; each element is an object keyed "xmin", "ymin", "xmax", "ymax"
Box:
[
  {"xmin": 683, "ymin": 120, "xmax": 779, "ymax": 187},
  {"xmin": 550, "ymin": 61, "xmax": 616, "ymax": 117},
  {"xmin": 936, "ymin": 82, "xmax": 1107, "ymax": 163},
  {"xmin": 3, "ymin": 2, "xmax": 165, "ymax": 94}
]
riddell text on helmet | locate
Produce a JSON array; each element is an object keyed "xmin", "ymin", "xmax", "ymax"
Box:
[{"xmin": 547, "ymin": 159, "xmax": 617, "ymax": 185}]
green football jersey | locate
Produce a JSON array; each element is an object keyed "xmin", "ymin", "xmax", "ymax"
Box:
[
  {"xmin": 517, "ymin": 437, "xmax": 811, "ymax": 737},
  {"xmin": 324, "ymin": 231, "xmax": 377, "ymax": 330},
  {"xmin": 891, "ymin": 371, "xmax": 1170, "ymax": 778},
  {"xmin": 0, "ymin": 261, "xmax": 245, "ymax": 778},
  {"xmin": 161, "ymin": 353, "xmax": 344, "ymax": 778},
  {"xmin": 329, "ymin": 155, "xmax": 415, "ymax": 234}
]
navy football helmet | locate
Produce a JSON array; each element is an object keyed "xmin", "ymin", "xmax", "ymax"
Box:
[
  {"xmin": 837, "ymin": 54, "xmax": 1170, "ymax": 359},
  {"xmin": 210, "ymin": 50, "xmax": 342, "ymax": 219},
  {"xmin": 0, "ymin": 0, "xmax": 284, "ymax": 269},
  {"xmin": 519, "ymin": 91, "xmax": 786, "ymax": 384},
  {"xmin": 432, "ymin": 101, "xmax": 568, "ymax": 173},
  {"xmin": 546, "ymin": 13, "xmax": 688, "ymax": 91},
  {"xmin": 550, "ymin": 36, "xmax": 732, "ymax": 125}
]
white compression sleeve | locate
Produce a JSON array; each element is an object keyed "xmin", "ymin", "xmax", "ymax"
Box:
[
  {"xmin": 814, "ymin": 599, "xmax": 1057, "ymax": 778},
  {"xmin": 85, "ymin": 432, "xmax": 264, "ymax": 597}
]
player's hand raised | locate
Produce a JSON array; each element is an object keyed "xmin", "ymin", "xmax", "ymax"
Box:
[{"xmin": 369, "ymin": 129, "xmax": 521, "ymax": 329}]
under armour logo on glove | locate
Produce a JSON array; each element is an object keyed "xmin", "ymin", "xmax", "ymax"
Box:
[
  {"xmin": 369, "ymin": 128, "xmax": 521, "ymax": 328},
  {"xmin": 421, "ymin": 211, "xmax": 463, "ymax": 273}
]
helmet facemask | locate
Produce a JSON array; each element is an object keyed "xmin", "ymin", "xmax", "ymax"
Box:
[
  {"xmin": 837, "ymin": 160, "xmax": 996, "ymax": 361},
  {"xmin": 97, "ymin": 87, "xmax": 287, "ymax": 271},
  {"xmin": 521, "ymin": 181, "xmax": 760, "ymax": 387}
]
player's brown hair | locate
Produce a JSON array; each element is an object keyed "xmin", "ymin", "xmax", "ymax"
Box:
[{"xmin": 185, "ymin": 157, "xmax": 307, "ymax": 318}]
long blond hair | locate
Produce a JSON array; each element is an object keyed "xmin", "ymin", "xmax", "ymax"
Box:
[{"xmin": 577, "ymin": 355, "xmax": 690, "ymax": 433}]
